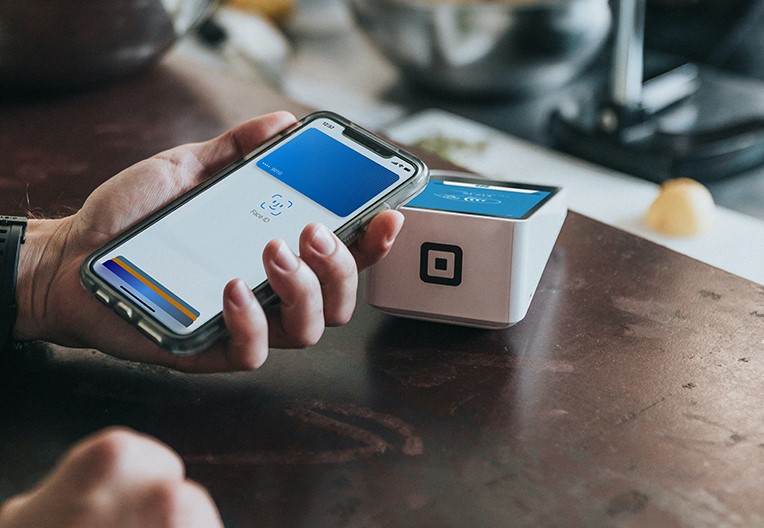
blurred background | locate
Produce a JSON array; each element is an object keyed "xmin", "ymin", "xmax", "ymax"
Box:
[
  {"xmin": 2, "ymin": 0, "xmax": 763, "ymax": 262},
  {"xmin": 217, "ymin": 0, "xmax": 764, "ymax": 222}
]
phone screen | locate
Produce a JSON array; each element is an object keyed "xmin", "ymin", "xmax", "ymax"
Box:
[
  {"xmin": 89, "ymin": 117, "xmax": 421, "ymax": 336},
  {"xmin": 406, "ymin": 179, "xmax": 553, "ymax": 219}
]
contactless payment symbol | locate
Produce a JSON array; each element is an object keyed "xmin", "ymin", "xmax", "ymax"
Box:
[
  {"xmin": 260, "ymin": 193, "xmax": 293, "ymax": 217},
  {"xmin": 420, "ymin": 242, "xmax": 463, "ymax": 286},
  {"xmin": 434, "ymin": 192, "xmax": 501, "ymax": 205}
]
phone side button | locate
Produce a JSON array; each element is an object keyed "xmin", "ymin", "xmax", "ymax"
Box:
[
  {"xmin": 136, "ymin": 321, "xmax": 163, "ymax": 346},
  {"xmin": 94, "ymin": 290, "xmax": 112, "ymax": 305},
  {"xmin": 114, "ymin": 301, "xmax": 134, "ymax": 320}
]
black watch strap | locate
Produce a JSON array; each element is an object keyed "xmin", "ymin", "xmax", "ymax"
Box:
[{"xmin": 0, "ymin": 216, "xmax": 27, "ymax": 352}]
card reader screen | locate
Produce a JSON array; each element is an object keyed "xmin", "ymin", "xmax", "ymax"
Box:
[{"xmin": 406, "ymin": 179, "xmax": 552, "ymax": 219}]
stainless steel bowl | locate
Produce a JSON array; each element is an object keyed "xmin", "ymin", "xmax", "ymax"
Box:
[
  {"xmin": 0, "ymin": 0, "xmax": 216, "ymax": 92},
  {"xmin": 348, "ymin": 0, "xmax": 612, "ymax": 97}
]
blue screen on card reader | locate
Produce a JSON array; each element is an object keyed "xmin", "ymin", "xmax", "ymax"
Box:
[{"xmin": 406, "ymin": 179, "xmax": 552, "ymax": 219}]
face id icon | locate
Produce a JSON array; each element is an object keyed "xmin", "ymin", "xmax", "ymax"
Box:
[
  {"xmin": 420, "ymin": 242, "xmax": 463, "ymax": 286},
  {"xmin": 260, "ymin": 193, "xmax": 293, "ymax": 217}
]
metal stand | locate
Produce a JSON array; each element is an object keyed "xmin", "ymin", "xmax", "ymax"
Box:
[{"xmin": 549, "ymin": 0, "xmax": 764, "ymax": 182}]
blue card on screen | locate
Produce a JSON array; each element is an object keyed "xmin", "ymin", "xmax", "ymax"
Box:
[{"xmin": 258, "ymin": 128, "xmax": 399, "ymax": 217}]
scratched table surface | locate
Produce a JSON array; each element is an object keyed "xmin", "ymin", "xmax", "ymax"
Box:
[{"xmin": 2, "ymin": 52, "xmax": 764, "ymax": 527}]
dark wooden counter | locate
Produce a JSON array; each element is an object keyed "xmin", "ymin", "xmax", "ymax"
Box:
[{"xmin": 2, "ymin": 52, "xmax": 764, "ymax": 527}]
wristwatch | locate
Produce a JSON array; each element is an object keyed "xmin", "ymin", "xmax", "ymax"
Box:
[{"xmin": 0, "ymin": 216, "xmax": 27, "ymax": 353}]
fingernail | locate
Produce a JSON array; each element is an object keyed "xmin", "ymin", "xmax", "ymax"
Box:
[
  {"xmin": 310, "ymin": 225, "xmax": 336, "ymax": 256},
  {"xmin": 229, "ymin": 279, "xmax": 254, "ymax": 309},
  {"xmin": 273, "ymin": 241, "xmax": 299, "ymax": 272}
]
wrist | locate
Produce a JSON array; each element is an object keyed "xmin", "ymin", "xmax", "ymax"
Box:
[{"xmin": 13, "ymin": 218, "xmax": 70, "ymax": 343}]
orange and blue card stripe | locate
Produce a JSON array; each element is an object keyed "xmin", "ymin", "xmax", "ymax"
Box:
[{"xmin": 103, "ymin": 256, "xmax": 199, "ymax": 327}]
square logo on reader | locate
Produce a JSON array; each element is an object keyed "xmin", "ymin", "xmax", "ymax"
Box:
[{"xmin": 420, "ymin": 242, "xmax": 463, "ymax": 286}]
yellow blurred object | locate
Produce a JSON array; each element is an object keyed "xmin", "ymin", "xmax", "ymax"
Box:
[
  {"xmin": 645, "ymin": 178, "xmax": 715, "ymax": 236},
  {"xmin": 226, "ymin": 0, "xmax": 295, "ymax": 23}
]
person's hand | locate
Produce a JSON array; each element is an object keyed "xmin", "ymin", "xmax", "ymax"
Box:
[
  {"xmin": 13, "ymin": 111, "xmax": 404, "ymax": 372},
  {"xmin": 0, "ymin": 428, "xmax": 222, "ymax": 528}
]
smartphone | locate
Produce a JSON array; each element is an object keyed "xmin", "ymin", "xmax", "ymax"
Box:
[{"xmin": 80, "ymin": 111, "xmax": 429, "ymax": 355}]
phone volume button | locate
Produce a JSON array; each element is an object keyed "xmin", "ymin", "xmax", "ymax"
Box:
[
  {"xmin": 114, "ymin": 301, "xmax": 135, "ymax": 320},
  {"xmin": 94, "ymin": 290, "xmax": 112, "ymax": 305},
  {"xmin": 136, "ymin": 321, "xmax": 163, "ymax": 345}
]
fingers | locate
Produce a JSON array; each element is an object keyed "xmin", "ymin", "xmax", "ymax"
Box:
[
  {"xmin": 113, "ymin": 211, "xmax": 404, "ymax": 372},
  {"xmin": 133, "ymin": 479, "xmax": 222, "ymax": 528},
  {"xmin": 221, "ymin": 278, "xmax": 270, "ymax": 369},
  {"xmin": 298, "ymin": 224, "xmax": 358, "ymax": 326},
  {"xmin": 53, "ymin": 427, "xmax": 185, "ymax": 491},
  {"xmin": 5, "ymin": 428, "xmax": 223, "ymax": 528},
  {"xmin": 114, "ymin": 209, "xmax": 402, "ymax": 373},
  {"xmin": 262, "ymin": 239, "xmax": 326, "ymax": 348},
  {"xmin": 170, "ymin": 224, "xmax": 359, "ymax": 369},
  {"xmin": 227, "ymin": 214, "xmax": 403, "ymax": 352},
  {"xmin": 350, "ymin": 209, "xmax": 404, "ymax": 270},
  {"xmin": 160, "ymin": 279, "xmax": 269, "ymax": 374}
]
